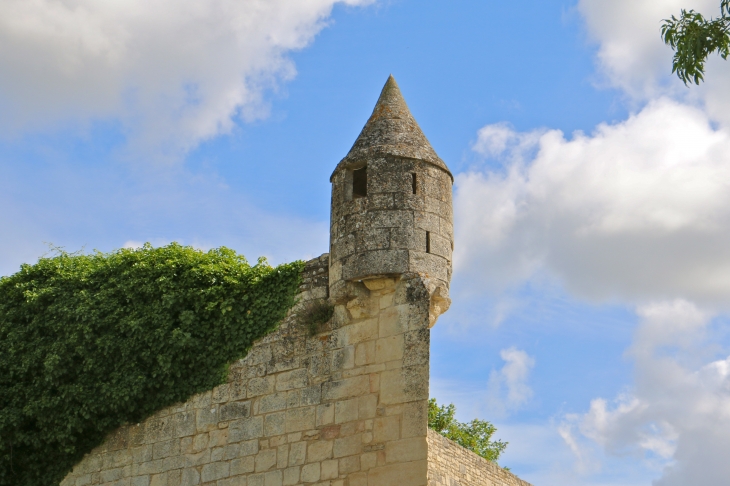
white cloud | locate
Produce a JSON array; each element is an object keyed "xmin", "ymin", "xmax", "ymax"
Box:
[
  {"xmin": 450, "ymin": 1, "xmax": 730, "ymax": 483},
  {"xmin": 577, "ymin": 0, "xmax": 730, "ymax": 125},
  {"xmin": 486, "ymin": 347, "xmax": 535, "ymax": 415},
  {"xmin": 455, "ymin": 99, "xmax": 730, "ymax": 306},
  {"xmin": 562, "ymin": 300, "xmax": 730, "ymax": 485},
  {"xmin": 0, "ymin": 0, "xmax": 372, "ymax": 159}
]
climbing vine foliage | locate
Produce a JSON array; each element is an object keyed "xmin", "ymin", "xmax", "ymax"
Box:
[{"xmin": 0, "ymin": 244, "xmax": 303, "ymax": 486}]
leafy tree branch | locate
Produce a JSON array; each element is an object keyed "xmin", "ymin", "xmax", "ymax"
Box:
[{"xmin": 662, "ymin": 0, "xmax": 730, "ymax": 85}]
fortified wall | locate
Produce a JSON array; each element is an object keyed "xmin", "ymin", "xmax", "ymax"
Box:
[{"xmin": 62, "ymin": 76, "xmax": 532, "ymax": 486}]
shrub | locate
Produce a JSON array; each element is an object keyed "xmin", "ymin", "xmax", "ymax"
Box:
[{"xmin": 428, "ymin": 398, "xmax": 508, "ymax": 463}]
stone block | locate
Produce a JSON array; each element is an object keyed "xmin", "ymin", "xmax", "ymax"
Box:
[
  {"xmin": 300, "ymin": 463, "xmax": 320, "ymax": 483},
  {"xmin": 257, "ymin": 393, "xmax": 288, "ymax": 414},
  {"xmin": 255, "ymin": 449, "xmax": 277, "ymax": 472},
  {"xmin": 239, "ymin": 439, "xmax": 260, "ymax": 457},
  {"xmin": 331, "ymin": 346, "xmax": 355, "ymax": 371},
  {"xmin": 152, "ymin": 439, "xmax": 180, "ymax": 460},
  {"xmin": 283, "ymin": 466, "xmax": 300, "ymax": 486},
  {"xmin": 245, "ymin": 345, "xmax": 273, "ymax": 366},
  {"xmin": 248, "ymin": 376, "xmax": 276, "ymax": 398},
  {"xmin": 229, "ymin": 417, "xmax": 264, "ymax": 442},
  {"xmin": 148, "ymin": 473, "xmax": 166, "ymax": 486},
  {"xmin": 195, "ymin": 407, "xmax": 219, "ymax": 433},
  {"xmin": 276, "ymin": 369, "xmax": 308, "ymax": 391},
  {"xmin": 379, "ymin": 366, "xmax": 428, "ymax": 405},
  {"xmin": 289, "ymin": 442, "xmax": 306, "ymax": 466},
  {"xmin": 375, "ymin": 335, "xmax": 404, "ymax": 363},
  {"xmin": 248, "ymin": 473, "xmax": 264, "ymax": 486},
  {"xmin": 339, "ymin": 454, "xmax": 361, "ymax": 475},
  {"xmin": 400, "ymin": 401, "xmax": 427, "ymax": 439},
  {"xmin": 180, "ymin": 469, "xmax": 200, "ymax": 486},
  {"xmin": 322, "ymin": 458, "xmax": 340, "ymax": 479},
  {"xmin": 217, "ymin": 477, "xmax": 247, "ymax": 486},
  {"xmin": 355, "ymin": 341, "xmax": 376, "ymax": 366},
  {"xmin": 212, "ymin": 383, "xmax": 230, "ymax": 403},
  {"xmin": 322, "ymin": 375, "xmax": 371, "ymax": 401},
  {"xmin": 358, "ymin": 394, "xmax": 378, "ymax": 419},
  {"xmin": 378, "ymin": 307, "xmax": 407, "ymax": 338},
  {"xmin": 355, "ymin": 227, "xmax": 390, "ymax": 253},
  {"xmin": 264, "ymin": 412, "xmax": 286, "ymax": 437},
  {"xmin": 172, "ymin": 412, "xmax": 196, "ymax": 438},
  {"xmin": 264, "ymin": 471, "xmax": 283, "ymax": 486},
  {"xmin": 132, "ymin": 445, "xmax": 153, "ymax": 463},
  {"xmin": 221, "ymin": 401, "xmax": 252, "ymax": 422},
  {"xmin": 385, "ymin": 437, "xmax": 427, "ymax": 464},
  {"xmin": 307, "ymin": 440, "xmax": 333, "ymax": 463},
  {"xmin": 379, "ymin": 292, "xmax": 394, "ymax": 309},
  {"xmin": 402, "ymin": 330, "xmax": 428, "ymax": 367},
  {"xmin": 134, "ymin": 459, "xmax": 164, "ymax": 475},
  {"xmin": 360, "ymin": 452, "xmax": 377, "ymax": 471},
  {"xmin": 333, "ymin": 434, "xmax": 362, "ymax": 458},
  {"xmin": 333, "ymin": 319, "xmax": 378, "ymax": 347},
  {"xmin": 183, "ymin": 450, "xmax": 210, "ymax": 468},
  {"xmin": 131, "ymin": 476, "xmax": 150, "ymax": 486},
  {"xmin": 201, "ymin": 461, "xmax": 230, "ymax": 482},
  {"xmin": 367, "ymin": 210, "xmax": 414, "ymax": 229},
  {"xmin": 349, "ymin": 472, "xmax": 368, "ymax": 486},
  {"xmin": 316, "ymin": 403, "xmax": 335, "ymax": 426},
  {"xmin": 373, "ymin": 415, "xmax": 400, "ymax": 443},
  {"xmin": 335, "ymin": 398, "xmax": 359, "ymax": 424},
  {"xmin": 285, "ymin": 406, "xmax": 315, "ymax": 433},
  {"xmin": 209, "ymin": 428, "xmax": 229, "ymax": 447},
  {"xmin": 367, "ymin": 460, "xmax": 427, "ymax": 486},
  {"xmin": 231, "ymin": 456, "xmax": 255, "ymax": 475},
  {"xmin": 301, "ymin": 385, "xmax": 322, "ymax": 406},
  {"xmin": 277, "ymin": 444, "xmax": 289, "ymax": 469}
]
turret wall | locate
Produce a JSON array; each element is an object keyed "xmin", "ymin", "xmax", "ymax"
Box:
[{"xmin": 329, "ymin": 156, "xmax": 452, "ymax": 304}]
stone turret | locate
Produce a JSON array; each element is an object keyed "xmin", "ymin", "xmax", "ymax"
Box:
[{"xmin": 329, "ymin": 75, "xmax": 453, "ymax": 325}]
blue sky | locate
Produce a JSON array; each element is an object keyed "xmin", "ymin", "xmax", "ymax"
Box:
[{"xmin": 3, "ymin": 0, "xmax": 730, "ymax": 484}]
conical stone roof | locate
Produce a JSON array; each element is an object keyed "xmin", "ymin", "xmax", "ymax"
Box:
[{"xmin": 331, "ymin": 75, "xmax": 452, "ymax": 180}]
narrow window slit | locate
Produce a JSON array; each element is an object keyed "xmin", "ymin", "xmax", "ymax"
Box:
[
  {"xmin": 352, "ymin": 167, "xmax": 367, "ymax": 198},
  {"xmin": 426, "ymin": 231, "xmax": 431, "ymax": 253},
  {"xmin": 411, "ymin": 173, "xmax": 417, "ymax": 194}
]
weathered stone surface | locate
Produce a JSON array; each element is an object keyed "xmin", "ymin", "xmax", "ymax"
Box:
[{"xmin": 428, "ymin": 429, "xmax": 533, "ymax": 486}]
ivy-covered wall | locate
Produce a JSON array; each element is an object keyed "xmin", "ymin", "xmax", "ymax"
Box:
[{"xmin": 0, "ymin": 244, "xmax": 303, "ymax": 486}]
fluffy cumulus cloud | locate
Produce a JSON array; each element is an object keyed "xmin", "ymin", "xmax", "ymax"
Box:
[
  {"xmin": 561, "ymin": 301, "xmax": 730, "ymax": 485},
  {"xmin": 454, "ymin": 0, "xmax": 730, "ymax": 482},
  {"xmin": 456, "ymin": 99, "xmax": 730, "ymax": 305},
  {"xmin": 486, "ymin": 347, "xmax": 535, "ymax": 416},
  {"xmin": 0, "ymin": 0, "xmax": 371, "ymax": 157}
]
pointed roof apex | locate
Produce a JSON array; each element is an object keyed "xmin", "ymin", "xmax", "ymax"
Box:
[{"xmin": 332, "ymin": 75, "xmax": 452, "ymax": 180}]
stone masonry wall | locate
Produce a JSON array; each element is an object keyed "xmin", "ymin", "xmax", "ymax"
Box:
[
  {"xmin": 61, "ymin": 254, "xmax": 433, "ymax": 486},
  {"xmin": 427, "ymin": 430, "xmax": 532, "ymax": 486}
]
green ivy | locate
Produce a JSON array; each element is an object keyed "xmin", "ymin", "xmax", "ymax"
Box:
[
  {"xmin": 428, "ymin": 398, "xmax": 508, "ymax": 464},
  {"xmin": 0, "ymin": 243, "xmax": 304, "ymax": 486}
]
